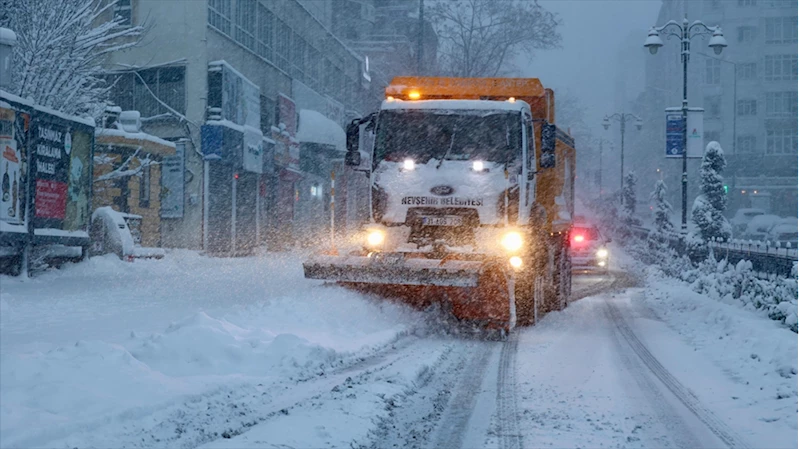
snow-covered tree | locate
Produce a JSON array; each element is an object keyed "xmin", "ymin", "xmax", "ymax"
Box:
[
  {"xmin": 429, "ymin": 0, "xmax": 561, "ymax": 77},
  {"xmin": 691, "ymin": 141, "xmax": 731, "ymax": 242},
  {"xmin": 650, "ymin": 180, "xmax": 673, "ymax": 234},
  {"xmin": 0, "ymin": 0, "xmax": 143, "ymax": 117},
  {"xmin": 621, "ymin": 171, "xmax": 640, "ymax": 226}
]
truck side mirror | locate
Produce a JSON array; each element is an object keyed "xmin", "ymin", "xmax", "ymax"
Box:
[
  {"xmin": 541, "ymin": 123, "xmax": 556, "ymax": 153},
  {"xmin": 540, "ymin": 123, "xmax": 556, "ymax": 169},
  {"xmin": 345, "ymin": 150, "xmax": 361, "ymax": 166},
  {"xmin": 345, "ymin": 121, "xmax": 360, "ymax": 166}
]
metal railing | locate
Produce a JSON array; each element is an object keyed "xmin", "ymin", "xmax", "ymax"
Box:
[{"xmin": 629, "ymin": 226, "xmax": 798, "ymax": 278}]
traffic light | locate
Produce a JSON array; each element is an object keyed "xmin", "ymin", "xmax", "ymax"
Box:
[{"xmin": 723, "ymin": 184, "xmax": 729, "ymax": 194}]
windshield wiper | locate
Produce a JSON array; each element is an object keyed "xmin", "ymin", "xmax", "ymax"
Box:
[{"xmin": 436, "ymin": 128, "xmax": 456, "ymax": 169}]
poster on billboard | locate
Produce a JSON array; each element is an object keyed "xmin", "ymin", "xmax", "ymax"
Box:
[
  {"xmin": 665, "ymin": 108, "xmax": 684, "ymax": 158},
  {"xmin": 161, "ymin": 141, "xmax": 185, "ymax": 218},
  {"xmin": 0, "ymin": 105, "xmax": 23, "ymax": 225},
  {"xmin": 242, "ymin": 127, "xmax": 264, "ymax": 174},
  {"xmin": 31, "ymin": 109, "xmax": 93, "ymax": 233},
  {"xmin": 686, "ymin": 107, "xmax": 704, "ymax": 158}
]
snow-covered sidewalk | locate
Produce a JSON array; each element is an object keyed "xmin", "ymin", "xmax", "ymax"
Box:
[{"xmin": 0, "ymin": 251, "xmax": 428, "ymax": 448}]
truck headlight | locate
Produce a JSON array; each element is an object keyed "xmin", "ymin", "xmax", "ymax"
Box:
[
  {"xmin": 366, "ymin": 229, "xmax": 385, "ymax": 248},
  {"xmin": 596, "ymin": 248, "xmax": 608, "ymax": 258},
  {"xmin": 403, "ymin": 158, "xmax": 415, "ymax": 171},
  {"xmin": 509, "ymin": 256, "xmax": 523, "ymax": 270},
  {"xmin": 501, "ymin": 231, "xmax": 523, "ymax": 252}
]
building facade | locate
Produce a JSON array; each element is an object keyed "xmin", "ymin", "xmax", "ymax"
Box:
[
  {"xmin": 102, "ymin": 0, "xmax": 376, "ymax": 252},
  {"xmin": 637, "ymin": 0, "xmax": 797, "ymax": 218}
]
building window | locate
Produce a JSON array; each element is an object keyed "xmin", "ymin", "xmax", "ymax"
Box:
[
  {"xmin": 275, "ymin": 19, "xmax": 290, "ymax": 72},
  {"xmin": 737, "ymin": 26, "xmax": 756, "ymax": 43},
  {"xmin": 705, "ymin": 96, "xmax": 722, "ymax": 117},
  {"xmin": 705, "ymin": 0, "xmax": 722, "ymax": 9},
  {"xmin": 737, "ymin": 135, "xmax": 757, "ymax": 153},
  {"xmin": 107, "ymin": 66, "xmax": 186, "ymax": 118},
  {"xmin": 766, "ymin": 0, "xmax": 797, "ymax": 7},
  {"xmin": 737, "ymin": 99, "xmax": 757, "ymax": 116},
  {"xmin": 765, "ymin": 122, "xmax": 798, "ymax": 154},
  {"xmin": 208, "ymin": 0, "xmax": 232, "ymax": 35},
  {"xmin": 291, "ymin": 32, "xmax": 306, "ymax": 81},
  {"xmin": 737, "ymin": 63, "xmax": 757, "ymax": 80},
  {"xmin": 764, "ymin": 55, "xmax": 798, "ymax": 81},
  {"xmin": 705, "ymin": 58, "xmax": 721, "ymax": 84},
  {"xmin": 765, "ymin": 17, "xmax": 798, "ymax": 44},
  {"xmin": 114, "ymin": 0, "xmax": 132, "ymax": 26},
  {"xmin": 765, "ymin": 91, "xmax": 798, "ymax": 117},
  {"xmin": 139, "ymin": 164, "xmax": 151, "ymax": 208},
  {"xmin": 738, "ymin": 0, "xmax": 757, "ymax": 5},
  {"xmin": 257, "ymin": 4, "xmax": 274, "ymax": 61},
  {"xmin": 234, "ymin": 0, "xmax": 256, "ymax": 51}
]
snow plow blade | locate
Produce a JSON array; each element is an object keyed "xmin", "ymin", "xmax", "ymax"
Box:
[{"xmin": 303, "ymin": 254, "xmax": 481, "ymax": 287}]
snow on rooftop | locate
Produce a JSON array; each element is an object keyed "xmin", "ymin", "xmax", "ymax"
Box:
[
  {"xmin": 1, "ymin": 90, "xmax": 95, "ymax": 127},
  {"xmin": 296, "ymin": 109, "xmax": 345, "ymax": 149},
  {"xmin": 95, "ymin": 127, "xmax": 176, "ymax": 149},
  {"xmin": 381, "ymin": 99, "xmax": 530, "ymax": 113}
]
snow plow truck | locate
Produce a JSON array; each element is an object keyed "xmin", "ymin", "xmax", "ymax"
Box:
[{"xmin": 303, "ymin": 77, "xmax": 576, "ymax": 335}]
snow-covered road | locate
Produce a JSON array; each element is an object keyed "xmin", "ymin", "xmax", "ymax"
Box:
[{"xmin": 1, "ymin": 252, "xmax": 795, "ymax": 448}]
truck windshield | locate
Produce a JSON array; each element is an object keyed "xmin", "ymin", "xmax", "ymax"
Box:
[{"xmin": 374, "ymin": 109, "xmax": 522, "ymax": 167}]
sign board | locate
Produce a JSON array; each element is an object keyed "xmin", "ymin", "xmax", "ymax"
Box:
[
  {"xmin": 665, "ymin": 109, "xmax": 684, "ymax": 158},
  {"xmin": 31, "ymin": 109, "xmax": 93, "ymax": 233},
  {"xmin": 160, "ymin": 140, "xmax": 185, "ymax": 218},
  {"xmin": 686, "ymin": 108, "xmax": 704, "ymax": 158},
  {"xmin": 201, "ymin": 125, "xmax": 223, "ymax": 160},
  {"xmin": 242, "ymin": 127, "xmax": 264, "ymax": 174},
  {"xmin": 278, "ymin": 93, "xmax": 297, "ymax": 135},
  {"xmin": 216, "ymin": 61, "xmax": 261, "ymax": 131}
]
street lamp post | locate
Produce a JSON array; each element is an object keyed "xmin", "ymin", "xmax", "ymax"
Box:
[
  {"xmin": 645, "ymin": 16, "xmax": 728, "ymax": 233},
  {"xmin": 603, "ymin": 113, "xmax": 643, "ymax": 205}
]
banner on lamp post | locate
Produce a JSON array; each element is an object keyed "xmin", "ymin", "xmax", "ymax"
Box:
[
  {"xmin": 686, "ymin": 107, "xmax": 704, "ymax": 158},
  {"xmin": 665, "ymin": 107, "xmax": 704, "ymax": 158},
  {"xmin": 665, "ymin": 107, "xmax": 684, "ymax": 158}
]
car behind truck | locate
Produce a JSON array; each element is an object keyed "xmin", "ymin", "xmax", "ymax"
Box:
[{"xmin": 304, "ymin": 77, "xmax": 576, "ymax": 336}]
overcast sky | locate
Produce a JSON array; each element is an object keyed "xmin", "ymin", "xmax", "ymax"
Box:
[{"xmin": 519, "ymin": 0, "xmax": 662, "ymax": 135}]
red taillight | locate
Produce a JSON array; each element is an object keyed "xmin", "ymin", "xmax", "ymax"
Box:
[{"xmin": 573, "ymin": 234, "xmax": 584, "ymax": 243}]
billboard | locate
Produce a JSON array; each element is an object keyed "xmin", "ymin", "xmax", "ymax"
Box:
[
  {"xmin": 242, "ymin": 127, "xmax": 263, "ymax": 174},
  {"xmin": 0, "ymin": 104, "xmax": 24, "ymax": 226},
  {"xmin": 686, "ymin": 108, "xmax": 704, "ymax": 158},
  {"xmin": 31, "ymin": 110, "xmax": 93, "ymax": 233}
]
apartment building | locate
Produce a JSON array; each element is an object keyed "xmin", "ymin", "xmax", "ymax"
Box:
[
  {"xmin": 636, "ymin": 0, "xmax": 797, "ymax": 217},
  {"xmin": 102, "ymin": 0, "xmax": 375, "ymax": 252}
]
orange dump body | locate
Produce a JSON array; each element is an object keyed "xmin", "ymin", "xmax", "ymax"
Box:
[{"xmin": 385, "ymin": 76, "xmax": 556, "ymax": 123}]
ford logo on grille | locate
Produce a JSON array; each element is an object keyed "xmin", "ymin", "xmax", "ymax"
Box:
[{"xmin": 430, "ymin": 185, "xmax": 455, "ymax": 196}]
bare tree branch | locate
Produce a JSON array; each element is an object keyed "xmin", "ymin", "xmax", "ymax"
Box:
[{"xmin": 429, "ymin": 0, "xmax": 561, "ymax": 77}]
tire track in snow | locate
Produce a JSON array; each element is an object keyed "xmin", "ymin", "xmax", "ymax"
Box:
[
  {"xmin": 496, "ymin": 331, "xmax": 522, "ymax": 449},
  {"xmin": 429, "ymin": 344, "xmax": 493, "ymax": 449},
  {"xmin": 44, "ymin": 335, "xmax": 431, "ymax": 449},
  {"xmin": 604, "ymin": 298, "xmax": 751, "ymax": 449}
]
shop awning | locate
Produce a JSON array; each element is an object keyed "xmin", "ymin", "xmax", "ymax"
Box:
[{"xmin": 95, "ymin": 128, "xmax": 176, "ymax": 157}]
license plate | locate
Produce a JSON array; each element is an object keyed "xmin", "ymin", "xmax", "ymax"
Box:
[{"xmin": 421, "ymin": 215, "xmax": 463, "ymax": 226}]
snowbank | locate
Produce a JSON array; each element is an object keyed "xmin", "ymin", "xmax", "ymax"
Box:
[{"xmin": 0, "ymin": 250, "xmax": 427, "ymax": 448}]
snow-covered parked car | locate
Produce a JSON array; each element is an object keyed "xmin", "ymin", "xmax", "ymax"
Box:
[
  {"xmin": 90, "ymin": 207, "xmax": 165, "ymax": 261},
  {"xmin": 730, "ymin": 208, "xmax": 765, "ymax": 236},
  {"xmin": 741, "ymin": 214, "xmax": 780, "ymax": 241},
  {"xmin": 766, "ymin": 219, "xmax": 798, "ymax": 246},
  {"xmin": 570, "ymin": 223, "xmax": 610, "ymax": 273}
]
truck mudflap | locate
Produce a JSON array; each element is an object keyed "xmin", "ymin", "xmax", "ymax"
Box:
[{"xmin": 303, "ymin": 253, "xmax": 516, "ymax": 332}]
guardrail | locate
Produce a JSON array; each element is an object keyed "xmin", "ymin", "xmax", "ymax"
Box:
[{"xmin": 629, "ymin": 226, "xmax": 797, "ymax": 278}]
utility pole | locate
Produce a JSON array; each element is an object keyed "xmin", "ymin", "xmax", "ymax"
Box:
[{"xmin": 417, "ymin": 0, "xmax": 424, "ymax": 75}]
